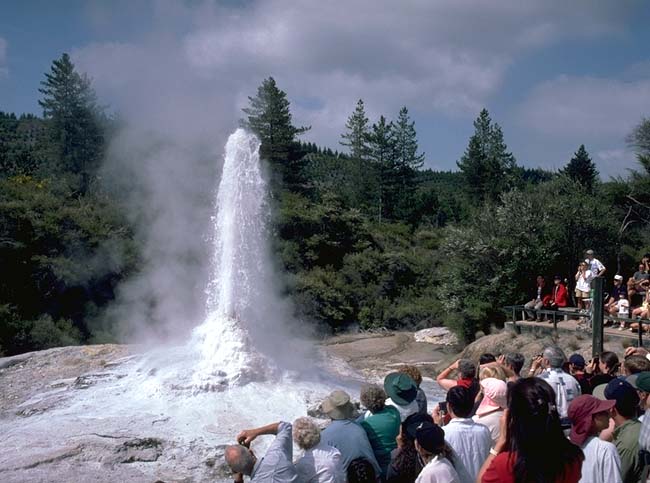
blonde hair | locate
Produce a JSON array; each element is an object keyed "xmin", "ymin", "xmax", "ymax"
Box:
[{"xmin": 479, "ymin": 364, "xmax": 506, "ymax": 381}]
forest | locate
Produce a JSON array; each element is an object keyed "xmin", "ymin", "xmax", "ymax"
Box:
[{"xmin": 2, "ymin": 54, "xmax": 650, "ymax": 355}]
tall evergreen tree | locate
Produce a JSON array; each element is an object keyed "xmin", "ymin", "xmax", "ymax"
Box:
[
  {"xmin": 393, "ymin": 107, "xmax": 425, "ymax": 170},
  {"xmin": 38, "ymin": 53, "xmax": 105, "ymax": 191},
  {"xmin": 562, "ymin": 144, "xmax": 598, "ymax": 192},
  {"xmin": 340, "ymin": 99, "xmax": 370, "ymax": 160},
  {"xmin": 241, "ymin": 77, "xmax": 310, "ymax": 187},
  {"xmin": 457, "ymin": 108, "xmax": 516, "ymax": 203}
]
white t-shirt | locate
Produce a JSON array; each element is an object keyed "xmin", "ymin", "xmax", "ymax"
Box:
[
  {"xmin": 415, "ymin": 455, "xmax": 460, "ymax": 483},
  {"xmin": 442, "ymin": 418, "xmax": 491, "ymax": 483},
  {"xmin": 617, "ymin": 298, "xmax": 630, "ymax": 317},
  {"xmin": 472, "ymin": 409, "xmax": 504, "ymax": 447},
  {"xmin": 586, "ymin": 258, "xmax": 605, "ymax": 277},
  {"xmin": 576, "ymin": 270, "xmax": 593, "ymax": 292},
  {"xmin": 579, "ymin": 436, "xmax": 622, "ymax": 483},
  {"xmin": 294, "ymin": 441, "xmax": 345, "ymax": 483}
]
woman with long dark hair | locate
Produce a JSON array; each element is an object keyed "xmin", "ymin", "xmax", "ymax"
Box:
[
  {"xmin": 586, "ymin": 351, "xmax": 620, "ymax": 391},
  {"xmin": 477, "ymin": 378, "xmax": 584, "ymax": 483}
]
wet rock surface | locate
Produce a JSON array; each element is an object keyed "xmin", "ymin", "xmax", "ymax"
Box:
[{"xmin": 0, "ymin": 333, "xmax": 452, "ymax": 482}]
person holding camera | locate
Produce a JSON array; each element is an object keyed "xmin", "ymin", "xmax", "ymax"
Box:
[{"xmin": 575, "ymin": 262, "xmax": 593, "ymax": 312}]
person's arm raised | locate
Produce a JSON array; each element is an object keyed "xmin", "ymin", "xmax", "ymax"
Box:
[
  {"xmin": 237, "ymin": 422, "xmax": 281, "ymax": 446},
  {"xmin": 436, "ymin": 359, "xmax": 460, "ymax": 391}
]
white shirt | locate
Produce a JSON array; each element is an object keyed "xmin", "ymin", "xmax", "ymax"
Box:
[
  {"xmin": 415, "ymin": 455, "xmax": 460, "ymax": 483},
  {"xmin": 472, "ymin": 408, "xmax": 504, "ymax": 447},
  {"xmin": 385, "ymin": 398, "xmax": 419, "ymax": 422},
  {"xmin": 577, "ymin": 269, "xmax": 594, "ymax": 292},
  {"xmin": 579, "ymin": 436, "xmax": 622, "ymax": 483},
  {"xmin": 586, "ymin": 258, "xmax": 605, "ymax": 277},
  {"xmin": 442, "ymin": 418, "xmax": 491, "ymax": 482},
  {"xmin": 538, "ymin": 368, "xmax": 581, "ymax": 419},
  {"xmin": 294, "ymin": 441, "xmax": 345, "ymax": 483},
  {"xmin": 617, "ymin": 299, "xmax": 630, "ymax": 316}
]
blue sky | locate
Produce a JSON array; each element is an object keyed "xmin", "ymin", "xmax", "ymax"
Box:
[{"xmin": 1, "ymin": 1, "xmax": 649, "ymax": 177}]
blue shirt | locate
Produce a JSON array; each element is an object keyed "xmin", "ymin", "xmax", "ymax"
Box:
[
  {"xmin": 251, "ymin": 422, "xmax": 298, "ymax": 483},
  {"xmin": 321, "ymin": 419, "xmax": 381, "ymax": 476}
]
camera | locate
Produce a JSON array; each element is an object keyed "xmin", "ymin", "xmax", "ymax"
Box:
[{"xmin": 438, "ymin": 401, "xmax": 448, "ymax": 413}]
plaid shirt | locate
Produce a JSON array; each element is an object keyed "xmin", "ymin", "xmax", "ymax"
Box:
[{"xmin": 538, "ymin": 368, "xmax": 581, "ymax": 419}]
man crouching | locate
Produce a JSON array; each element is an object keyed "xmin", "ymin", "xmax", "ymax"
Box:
[{"xmin": 225, "ymin": 421, "xmax": 298, "ymax": 483}]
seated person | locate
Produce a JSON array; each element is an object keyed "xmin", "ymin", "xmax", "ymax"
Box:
[
  {"xmin": 524, "ymin": 275, "xmax": 550, "ymax": 321},
  {"xmin": 547, "ymin": 275, "xmax": 568, "ymax": 311},
  {"xmin": 225, "ymin": 421, "xmax": 298, "ymax": 482},
  {"xmin": 628, "ymin": 260, "xmax": 650, "ymax": 305},
  {"xmin": 605, "ymin": 275, "xmax": 627, "ymax": 318},
  {"xmin": 629, "ymin": 290, "xmax": 650, "ymax": 332}
]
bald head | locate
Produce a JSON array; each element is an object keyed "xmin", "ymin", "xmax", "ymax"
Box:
[{"xmin": 225, "ymin": 445, "xmax": 256, "ymax": 475}]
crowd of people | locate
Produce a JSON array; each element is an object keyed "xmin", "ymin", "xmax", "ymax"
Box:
[
  {"xmin": 222, "ymin": 343, "xmax": 650, "ymax": 482},
  {"xmin": 523, "ymin": 250, "xmax": 650, "ymax": 331}
]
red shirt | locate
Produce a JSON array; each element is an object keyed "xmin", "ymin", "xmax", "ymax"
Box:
[{"xmin": 482, "ymin": 452, "xmax": 581, "ymax": 483}]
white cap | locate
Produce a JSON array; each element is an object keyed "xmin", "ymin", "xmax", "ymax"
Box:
[{"xmin": 614, "ymin": 274, "xmax": 623, "ymax": 281}]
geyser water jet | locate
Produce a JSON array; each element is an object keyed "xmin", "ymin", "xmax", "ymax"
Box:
[{"xmin": 191, "ymin": 129, "xmax": 275, "ymax": 387}]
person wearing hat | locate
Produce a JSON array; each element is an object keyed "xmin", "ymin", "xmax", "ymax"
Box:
[
  {"xmin": 600, "ymin": 379, "xmax": 643, "ymax": 483},
  {"xmin": 635, "ymin": 372, "xmax": 650, "ymax": 451},
  {"xmin": 472, "ymin": 378, "xmax": 507, "ymax": 446},
  {"xmin": 384, "ymin": 372, "xmax": 419, "ymax": 422},
  {"xmin": 585, "ymin": 249, "xmax": 606, "ymax": 278},
  {"xmin": 414, "ymin": 421, "xmax": 460, "ymax": 483},
  {"xmin": 320, "ymin": 390, "xmax": 381, "ymax": 476},
  {"xmin": 568, "ymin": 395, "xmax": 622, "ymax": 483},
  {"xmin": 606, "ymin": 275, "xmax": 628, "ymax": 322},
  {"xmin": 432, "ymin": 386, "xmax": 491, "ymax": 482},
  {"xmin": 568, "ymin": 353, "xmax": 592, "ymax": 395}
]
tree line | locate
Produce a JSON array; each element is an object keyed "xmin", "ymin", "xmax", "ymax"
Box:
[{"xmin": 2, "ymin": 54, "xmax": 650, "ymax": 355}]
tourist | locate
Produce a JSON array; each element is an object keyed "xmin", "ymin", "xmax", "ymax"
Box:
[
  {"xmin": 472, "ymin": 377, "xmax": 507, "ymax": 446},
  {"xmin": 547, "ymin": 275, "xmax": 569, "ymax": 315},
  {"xmin": 585, "ymin": 249, "xmax": 606, "ymax": 278},
  {"xmin": 293, "ymin": 417, "xmax": 345, "ymax": 483},
  {"xmin": 477, "ymin": 378, "xmax": 583, "ymax": 483},
  {"xmin": 346, "ymin": 458, "xmax": 376, "ymax": 483},
  {"xmin": 530, "ymin": 346, "xmax": 581, "ymax": 426},
  {"xmin": 622, "ymin": 354, "xmax": 650, "ymax": 376},
  {"xmin": 225, "ymin": 421, "xmax": 298, "ymax": 483},
  {"xmin": 384, "ymin": 372, "xmax": 419, "ymax": 422},
  {"xmin": 575, "ymin": 261, "xmax": 593, "ymax": 312},
  {"xmin": 358, "ymin": 384, "xmax": 401, "ymax": 478},
  {"xmin": 398, "ymin": 365, "xmax": 428, "ymax": 415},
  {"xmin": 524, "ymin": 275, "xmax": 550, "ymax": 321},
  {"xmin": 386, "ymin": 413, "xmax": 430, "ymax": 483},
  {"xmin": 627, "ymin": 262, "xmax": 649, "ymax": 306},
  {"xmin": 413, "ymin": 421, "xmax": 461, "ymax": 483},
  {"xmin": 320, "ymin": 390, "xmax": 381, "ymax": 475},
  {"xmin": 630, "ymin": 290, "xmax": 650, "ymax": 332},
  {"xmin": 568, "ymin": 353, "xmax": 591, "ymax": 395},
  {"xmin": 502, "ymin": 352, "xmax": 525, "ymax": 381},
  {"xmin": 568, "ymin": 395, "xmax": 622, "ymax": 483},
  {"xmin": 586, "ymin": 351, "xmax": 620, "ymax": 391},
  {"xmin": 478, "ymin": 364, "xmax": 507, "ymax": 381},
  {"xmin": 615, "ymin": 292, "xmax": 630, "ymax": 328},
  {"xmin": 479, "ymin": 353, "xmax": 497, "ymax": 365},
  {"xmin": 435, "ymin": 359, "xmax": 479, "ymax": 400},
  {"xmin": 600, "ymin": 379, "xmax": 643, "ymax": 483},
  {"xmin": 432, "ymin": 386, "xmax": 491, "ymax": 482},
  {"xmin": 635, "ymin": 372, "xmax": 650, "ymax": 451},
  {"xmin": 606, "ymin": 275, "xmax": 627, "ymax": 318}
]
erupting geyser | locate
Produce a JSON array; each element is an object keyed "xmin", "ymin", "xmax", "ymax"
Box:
[{"xmin": 191, "ymin": 129, "xmax": 275, "ymax": 387}]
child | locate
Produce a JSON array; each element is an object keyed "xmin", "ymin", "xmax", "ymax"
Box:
[{"xmin": 617, "ymin": 292, "xmax": 630, "ymax": 330}]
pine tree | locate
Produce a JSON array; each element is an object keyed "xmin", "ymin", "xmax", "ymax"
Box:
[
  {"xmin": 241, "ymin": 77, "xmax": 310, "ymax": 187},
  {"xmin": 457, "ymin": 109, "xmax": 516, "ymax": 203},
  {"xmin": 393, "ymin": 107, "xmax": 425, "ymax": 170},
  {"xmin": 561, "ymin": 144, "xmax": 598, "ymax": 192},
  {"xmin": 368, "ymin": 115, "xmax": 395, "ymax": 165},
  {"xmin": 38, "ymin": 53, "xmax": 104, "ymax": 191},
  {"xmin": 340, "ymin": 99, "xmax": 370, "ymax": 160}
]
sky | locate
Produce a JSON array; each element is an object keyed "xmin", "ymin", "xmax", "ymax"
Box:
[{"xmin": 1, "ymin": 0, "xmax": 650, "ymax": 177}]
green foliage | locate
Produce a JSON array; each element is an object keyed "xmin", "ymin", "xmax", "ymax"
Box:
[
  {"xmin": 340, "ymin": 99, "xmax": 370, "ymax": 160},
  {"xmin": 38, "ymin": 53, "xmax": 105, "ymax": 192},
  {"xmin": 241, "ymin": 77, "xmax": 310, "ymax": 188},
  {"xmin": 561, "ymin": 144, "xmax": 598, "ymax": 192},
  {"xmin": 457, "ymin": 109, "xmax": 517, "ymax": 203}
]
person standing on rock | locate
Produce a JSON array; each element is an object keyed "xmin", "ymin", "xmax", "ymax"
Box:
[{"xmin": 225, "ymin": 421, "xmax": 298, "ymax": 483}]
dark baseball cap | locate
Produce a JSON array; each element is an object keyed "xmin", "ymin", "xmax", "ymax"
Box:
[
  {"xmin": 569, "ymin": 354, "xmax": 586, "ymax": 368},
  {"xmin": 415, "ymin": 421, "xmax": 445, "ymax": 452},
  {"xmin": 603, "ymin": 378, "xmax": 639, "ymax": 412},
  {"xmin": 636, "ymin": 372, "xmax": 650, "ymax": 393}
]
